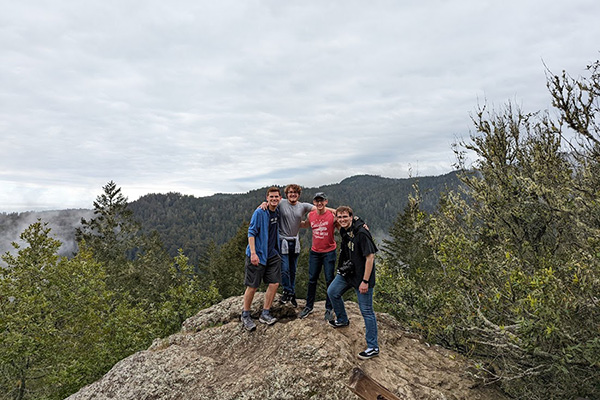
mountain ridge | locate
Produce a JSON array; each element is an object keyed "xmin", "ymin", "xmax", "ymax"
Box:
[{"xmin": 0, "ymin": 172, "xmax": 461, "ymax": 264}]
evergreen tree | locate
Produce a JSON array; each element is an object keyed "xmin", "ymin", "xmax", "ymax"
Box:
[{"xmin": 76, "ymin": 181, "xmax": 171, "ymax": 304}]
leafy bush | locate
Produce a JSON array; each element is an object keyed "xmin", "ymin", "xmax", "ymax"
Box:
[{"xmin": 377, "ymin": 61, "xmax": 600, "ymax": 399}]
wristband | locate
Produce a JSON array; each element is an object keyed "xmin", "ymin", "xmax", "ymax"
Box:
[{"xmin": 362, "ymin": 279, "xmax": 369, "ymax": 284}]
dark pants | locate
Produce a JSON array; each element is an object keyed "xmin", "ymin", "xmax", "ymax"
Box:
[
  {"xmin": 305, "ymin": 249, "xmax": 336, "ymax": 310},
  {"xmin": 281, "ymin": 239, "xmax": 299, "ymax": 294}
]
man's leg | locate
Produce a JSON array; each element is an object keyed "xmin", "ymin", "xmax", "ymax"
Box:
[
  {"xmin": 327, "ymin": 274, "xmax": 351, "ymax": 324},
  {"xmin": 260, "ymin": 255, "xmax": 281, "ymax": 325},
  {"xmin": 241, "ymin": 286, "xmax": 258, "ymax": 331},
  {"xmin": 280, "ymin": 249, "xmax": 292, "ymax": 296},
  {"xmin": 323, "ymin": 250, "xmax": 337, "ymax": 311},
  {"xmin": 243, "ymin": 286, "xmax": 258, "ymax": 311},
  {"xmin": 242, "ymin": 256, "xmax": 261, "ymax": 312},
  {"xmin": 356, "ymin": 287, "xmax": 379, "ymax": 350},
  {"xmin": 264, "ymin": 282, "xmax": 279, "ymax": 310},
  {"xmin": 288, "ymin": 245, "xmax": 299, "ymax": 299},
  {"xmin": 305, "ymin": 250, "xmax": 322, "ymax": 310}
]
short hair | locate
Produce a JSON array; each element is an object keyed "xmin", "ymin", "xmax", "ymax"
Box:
[
  {"xmin": 336, "ymin": 206, "xmax": 353, "ymax": 216},
  {"xmin": 267, "ymin": 186, "xmax": 281, "ymax": 196},
  {"xmin": 284, "ymin": 184, "xmax": 302, "ymax": 195}
]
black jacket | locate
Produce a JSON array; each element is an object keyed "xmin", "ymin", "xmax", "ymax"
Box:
[{"xmin": 338, "ymin": 216, "xmax": 378, "ymax": 288}]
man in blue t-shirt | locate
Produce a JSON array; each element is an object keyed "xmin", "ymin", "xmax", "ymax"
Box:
[{"xmin": 241, "ymin": 187, "xmax": 282, "ymax": 332}]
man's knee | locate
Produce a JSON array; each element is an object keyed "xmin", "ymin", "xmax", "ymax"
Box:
[{"xmin": 327, "ymin": 286, "xmax": 340, "ymax": 299}]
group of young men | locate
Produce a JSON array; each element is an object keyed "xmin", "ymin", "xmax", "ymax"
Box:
[{"xmin": 240, "ymin": 184, "xmax": 380, "ymax": 360}]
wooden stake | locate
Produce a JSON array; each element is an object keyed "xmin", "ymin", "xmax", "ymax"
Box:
[{"xmin": 348, "ymin": 367, "xmax": 403, "ymax": 400}]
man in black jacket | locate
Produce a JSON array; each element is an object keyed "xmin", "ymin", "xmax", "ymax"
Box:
[{"xmin": 327, "ymin": 205, "xmax": 379, "ymax": 360}]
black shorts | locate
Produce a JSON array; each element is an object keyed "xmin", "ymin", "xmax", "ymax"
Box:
[{"xmin": 244, "ymin": 254, "xmax": 281, "ymax": 288}]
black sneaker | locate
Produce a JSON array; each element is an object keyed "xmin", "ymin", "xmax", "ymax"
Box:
[
  {"xmin": 358, "ymin": 348, "xmax": 379, "ymax": 360},
  {"xmin": 328, "ymin": 319, "xmax": 350, "ymax": 328},
  {"xmin": 323, "ymin": 309, "xmax": 334, "ymax": 321},
  {"xmin": 278, "ymin": 293, "xmax": 289, "ymax": 305},
  {"xmin": 289, "ymin": 295, "xmax": 298, "ymax": 308},
  {"xmin": 298, "ymin": 307, "xmax": 313, "ymax": 319}
]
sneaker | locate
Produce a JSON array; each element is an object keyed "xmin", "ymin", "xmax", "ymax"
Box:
[
  {"xmin": 324, "ymin": 309, "xmax": 335, "ymax": 321},
  {"xmin": 278, "ymin": 293, "xmax": 289, "ymax": 305},
  {"xmin": 259, "ymin": 312, "xmax": 277, "ymax": 325},
  {"xmin": 358, "ymin": 348, "xmax": 380, "ymax": 360},
  {"xmin": 298, "ymin": 307, "xmax": 313, "ymax": 319},
  {"xmin": 241, "ymin": 314, "xmax": 256, "ymax": 332},
  {"xmin": 328, "ymin": 319, "xmax": 350, "ymax": 328},
  {"xmin": 290, "ymin": 296, "xmax": 298, "ymax": 308}
]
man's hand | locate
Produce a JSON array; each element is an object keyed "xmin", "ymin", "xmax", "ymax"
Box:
[
  {"xmin": 258, "ymin": 202, "xmax": 267, "ymax": 210},
  {"xmin": 359, "ymin": 281, "xmax": 369, "ymax": 294},
  {"xmin": 251, "ymin": 253, "xmax": 259, "ymax": 265}
]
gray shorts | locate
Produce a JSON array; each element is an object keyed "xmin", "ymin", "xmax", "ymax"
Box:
[{"xmin": 244, "ymin": 254, "xmax": 281, "ymax": 288}]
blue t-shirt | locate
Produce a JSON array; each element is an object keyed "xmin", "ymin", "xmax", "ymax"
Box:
[{"xmin": 267, "ymin": 209, "xmax": 279, "ymax": 258}]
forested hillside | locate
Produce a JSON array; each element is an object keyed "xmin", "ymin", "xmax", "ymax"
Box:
[
  {"xmin": 128, "ymin": 172, "xmax": 461, "ymax": 264},
  {"xmin": 0, "ymin": 173, "xmax": 460, "ymax": 266}
]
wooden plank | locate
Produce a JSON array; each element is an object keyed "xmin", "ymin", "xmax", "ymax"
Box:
[{"xmin": 348, "ymin": 367, "xmax": 403, "ymax": 400}]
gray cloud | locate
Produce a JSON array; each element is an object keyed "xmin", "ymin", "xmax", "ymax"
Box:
[{"xmin": 2, "ymin": 0, "xmax": 599, "ymax": 211}]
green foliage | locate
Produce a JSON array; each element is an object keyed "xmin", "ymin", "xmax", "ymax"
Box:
[
  {"xmin": 379, "ymin": 60, "xmax": 600, "ymax": 399},
  {"xmin": 205, "ymin": 223, "xmax": 249, "ymax": 299},
  {"xmin": 0, "ymin": 222, "xmax": 118, "ymax": 399},
  {"xmin": 376, "ymin": 190, "xmax": 463, "ymax": 345},
  {"xmin": 156, "ymin": 250, "xmax": 221, "ymax": 334},
  {"xmin": 1, "ymin": 183, "xmax": 223, "ymax": 399}
]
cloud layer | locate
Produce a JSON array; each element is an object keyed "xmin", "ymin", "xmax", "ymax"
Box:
[{"xmin": 2, "ymin": 0, "xmax": 599, "ymax": 211}]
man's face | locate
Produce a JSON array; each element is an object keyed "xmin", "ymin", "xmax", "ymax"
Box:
[
  {"xmin": 267, "ymin": 191, "xmax": 281, "ymax": 209},
  {"xmin": 337, "ymin": 212, "xmax": 352, "ymax": 229},
  {"xmin": 286, "ymin": 189, "xmax": 299, "ymax": 204},
  {"xmin": 313, "ymin": 198, "xmax": 327, "ymax": 211}
]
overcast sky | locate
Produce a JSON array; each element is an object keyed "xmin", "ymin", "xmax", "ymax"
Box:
[{"xmin": 1, "ymin": 0, "xmax": 599, "ymax": 212}]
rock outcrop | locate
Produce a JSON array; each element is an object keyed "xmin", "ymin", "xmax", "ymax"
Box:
[{"xmin": 67, "ymin": 294, "xmax": 507, "ymax": 400}]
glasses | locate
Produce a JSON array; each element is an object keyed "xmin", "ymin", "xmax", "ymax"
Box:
[{"xmin": 337, "ymin": 215, "xmax": 351, "ymax": 219}]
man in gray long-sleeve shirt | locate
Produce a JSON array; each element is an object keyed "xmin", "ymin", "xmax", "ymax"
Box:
[{"xmin": 276, "ymin": 184, "xmax": 314, "ymax": 307}]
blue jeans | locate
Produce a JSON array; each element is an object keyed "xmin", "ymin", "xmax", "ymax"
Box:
[
  {"xmin": 306, "ymin": 250, "xmax": 336, "ymax": 310},
  {"xmin": 327, "ymin": 274, "xmax": 379, "ymax": 349},
  {"xmin": 280, "ymin": 239, "xmax": 299, "ymax": 294}
]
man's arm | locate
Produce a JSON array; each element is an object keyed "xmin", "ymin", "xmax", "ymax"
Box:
[
  {"xmin": 248, "ymin": 236, "xmax": 259, "ymax": 266},
  {"xmin": 359, "ymin": 253, "xmax": 375, "ymax": 294}
]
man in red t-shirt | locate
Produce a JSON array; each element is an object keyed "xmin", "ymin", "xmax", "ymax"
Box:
[{"xmin": 298, "ymin": 192, "xmax": 338, "ymax": 321}]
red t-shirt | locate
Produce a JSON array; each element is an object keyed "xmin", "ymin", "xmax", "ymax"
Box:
[{"xmin": 308, "ymin": 210, "xmax": 337, "ymax": 253}]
